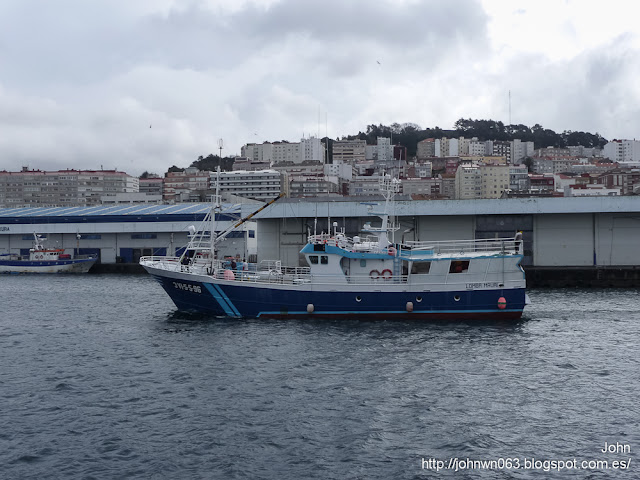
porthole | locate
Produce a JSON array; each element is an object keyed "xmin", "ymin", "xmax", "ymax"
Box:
[
  {"xmin": 416, "ymin": 296, "xmax": 423, "ymax": 303},
  {"xmin": 454, "ymin": 295, "xmax": 461, "ymax": 302},
  {"xmin": 355, "ymin": 296, "xmax": 362, "ymax": 302}
]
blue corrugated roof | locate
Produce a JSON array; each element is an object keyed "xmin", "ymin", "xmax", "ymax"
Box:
[
  {"xmin": 0, "ymin": 203, "xmax": 222, "ymax": 217},
  {"xmin": 0, "ymin": 203, "xmax": 241, "ymax": 225}
]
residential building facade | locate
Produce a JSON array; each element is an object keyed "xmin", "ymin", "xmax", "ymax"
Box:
[{"xmin": 0, "ymin": 169, "xmax": 138, "ymax": 207}]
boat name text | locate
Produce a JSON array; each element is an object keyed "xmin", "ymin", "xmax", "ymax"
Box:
[
  {"xmin": 0, "ymin": 226, "xmax": 9, "ymax": 231},
  {"xmin": 466, "ymin": 282, "xmax": 500, "ymax": 289}
]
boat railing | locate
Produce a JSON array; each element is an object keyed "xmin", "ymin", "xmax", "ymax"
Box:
[
  {"xmin": 308, "ymin": 233, "xmax": 387, "ymax": 253},
  {"xmin": 141, "ymin": 252, "xmax": 522, "ymax": 287},
  {"xmin": 308, "ymin": 233, "xmax": 353, "ymax": 250},
  {"xmin": 403, "ymin": 236, "xmax": 522, "ymax": 255}
]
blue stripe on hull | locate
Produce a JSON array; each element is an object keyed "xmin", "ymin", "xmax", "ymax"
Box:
[{"xmin": 153, "ymin": 275, "xmax": 526, "ymax": 320}]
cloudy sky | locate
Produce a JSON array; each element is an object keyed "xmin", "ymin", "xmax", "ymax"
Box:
[{"xmin": 1, "ymin": 0, "xmax": 639, "ymax": 176}]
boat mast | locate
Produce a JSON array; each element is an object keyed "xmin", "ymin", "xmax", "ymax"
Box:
[
  {"xmin": 211, "ymin": 165, "xmax": 221, "ymax": 259},
  {"xmin": 377, "ymin": 174, "xmax": 399, "ymax": 248}
]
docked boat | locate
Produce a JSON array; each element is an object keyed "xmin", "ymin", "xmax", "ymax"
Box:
[
  {"xmin": 0, "ymin": 233, "xmax": 97, "ymax": 274},
  {"xmin": 140, "ymin": 176, "xmax": 528, "ymax": 319}
]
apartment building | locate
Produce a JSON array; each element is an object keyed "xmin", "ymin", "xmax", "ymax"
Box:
[
  {"xmin": 333, "ymin": 139, "xmax": 366, "ymax": 164},
  {"xmin": 603, "ymin": 139, "xmax": 640, "ymax": 164},
  {"xmin": 232, "ymin": 156, "xmax": 271, "ymax": 171},
  {"xmin": 0, "ymin": 168, "xmax": 138, "ymax": 207},
  {"xmin": 289, "ymin": 174, "xmax": 340, "ymax": 197},
  {"xmin": 597, "ymin": 168, "xmax": 640, "ymax": 195},
  {"xmin": 532, "ymin": 156, "xmax": 578, "ymax": 174},
  {"xmin": 139, "ymin": 177, "xmax": 164, "ymax": 197},
  {"xmin": 454, "ymin": 164, "xmax": 510, "ymax": 199},
  {"xmin": 211, "ymin": 170, "xmax": 282, "ymax": 201},
  {"xmin": 402, "ymin": 177, "xmax": 443, "ymax": 196},
  {"xmin": 163, "ymin": 167, "xmax": 210, "ymax": 202},
  {"xmin": 481, "ymin": 164, "xmax": 511, "ymax": 198},
  {"xmin": 241, "ymin": 142, "xmax": 274, "ymax": 164},
  {"xmin": 509, "ymin": 165, "xmax": 530, "ymax": 191},
  {"xmin": 349, "ymin": 175, "xmax": 385, "ymax": 196},
  {"xmin": 454, "ymin": 165, "xmax": 482, "ymax": 199},
  {"xmin": 416, "ymin": 138, "xmax": 436, "ymax": 159}
]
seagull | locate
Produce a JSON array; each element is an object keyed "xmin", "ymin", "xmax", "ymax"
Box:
[{"xmin": 377, "ymin": 60, "xmax": 381, "ymax": 65}]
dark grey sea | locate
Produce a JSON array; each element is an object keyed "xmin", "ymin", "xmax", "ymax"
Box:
[{"xmin": 1, "ymin": 274, "xmax": 638, "ymax": 479}]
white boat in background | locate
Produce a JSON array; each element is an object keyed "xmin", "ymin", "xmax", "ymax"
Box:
[
  {"xmin": 141, "ymin": 175, "xmax": 528, "ymax": 320},
  {"xmin": 0, "ymin": 233, "xmax": 97, "ymax": 274}
]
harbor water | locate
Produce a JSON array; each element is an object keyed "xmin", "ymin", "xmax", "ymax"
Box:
[{"xmin": 1, "ymin": 274, "xmax": 638, "ymax": 479}]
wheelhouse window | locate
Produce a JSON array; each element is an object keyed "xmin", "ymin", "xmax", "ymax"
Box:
[
  {"xmin": 309, "ymin": 255, "xmax": 319, "ymax": 264},
  {"xmin": 320, "ymin": 256, "xmax": 328, "ymax": 264},
  {"xmin": 411, "ymin": 261, "xmax": 431, "ymax": 274},
  {"xmin": 449, "ymin": 260, "xmax": 470, "ymax": 273}
]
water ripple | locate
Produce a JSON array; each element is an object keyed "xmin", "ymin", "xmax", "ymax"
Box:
[{"xmin": 0, "ymin": 278, "xmax": 638, "ymax": 478}]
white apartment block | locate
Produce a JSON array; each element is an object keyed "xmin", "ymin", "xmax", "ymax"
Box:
[
  {"xmin": 324, "ymin": 163, "xmax": 354, "ymax": 181},
  {"xmin": 241, "ymin": 142, "xmax": 274, "ymax": 164},
  {"xmin": 512, "ymin": 139, "xmax": 535, "ymax": 164},
  {"xmin": 603, "ymin": 139, "xmax": 640, "ymax": 164},
  {"xmin": 242, "ymin": 137, "xmax": 323, "ymax": 166},
  {"xmin": 333, "ymin": 139, "xmax": 366, "ymax": 164},
  {"xmin": 0, "ymin": 168, "xmax": 139, "ymax": 207},
  {"xmin": 272, "ymin": 142, "xmax": 301, "ymax": 164},
  {"xmin": 300, "ymin": 136, "xmax": 325, "ymax": 163},
  {"xmin": 210, "ymin": 170, "xmax": 282, "ymax": 202},
  {"xmin": 375, "ymin": 137, "xmax": 393, "ymax": 164},
  {"xmin": 435, "ymin": 137, "xmax": 459, "ymax": 157},
  {"xmin": 469, "ymin": 139, "xmax": 489, "ymax": 156}
]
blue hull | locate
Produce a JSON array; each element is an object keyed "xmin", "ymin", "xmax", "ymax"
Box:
[{"xmin": 152, "ymin": 274, "xmax": 526, "ymax": 320}]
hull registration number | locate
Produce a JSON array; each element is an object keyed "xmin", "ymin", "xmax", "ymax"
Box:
[{"xmin": 173, "ymin": 282, "xmax": 202, "ymax": 293}]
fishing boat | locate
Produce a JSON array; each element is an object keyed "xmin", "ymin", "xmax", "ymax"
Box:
[
  {"xmin": 0, "ymin": 233, "xmax": 97, "ymax": 274},
  {"xmin": 140, "ymin": 175, "xmax": 528, "ymax": 319}
]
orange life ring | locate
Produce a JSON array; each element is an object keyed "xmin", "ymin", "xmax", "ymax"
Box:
[
  {"xmin": 369, "ymin": 269, "xmax": 380, "ymax": 279},
  {"xmin": 388, "ymin": 246, "xmax": 397, "ymax": 256},
  {"xmin": 381, "ymin": 269, "xmax": 393, "ymax": 280}
]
